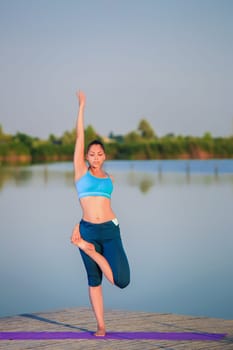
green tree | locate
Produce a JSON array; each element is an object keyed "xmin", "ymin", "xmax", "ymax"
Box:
[
  {"xmin": 124, "ymin": 131, "xmax": 141, "ymax": 143},
  {"xmin": 108, "ymin": 131, "xmax": 124, "ymax": 143},
  {"xmin": 13, "ymin": 132, "xmax": 34, "ymax": 148},
  {"xmin": 49, "ymin": 133, "xmax": 61, "ymax": 145},
  {"xmin": 85, "ymin": 125, "xmax": 100, "ymax": 147},
  {"xmin": 138, "ymin": 119, "xmax": 156, "ymax": 139},
  {"xmin": 201, "ymin": 132, "xmax": 214, "ymax": 153},
  {"xmin": 61, "ymin": 129, "xmax": 76, "ymax": 145}
]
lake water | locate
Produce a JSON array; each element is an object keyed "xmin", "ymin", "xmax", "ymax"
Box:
[{"xmin": 0, "ymin": 160, "xmax": 233, "ymax": 320}]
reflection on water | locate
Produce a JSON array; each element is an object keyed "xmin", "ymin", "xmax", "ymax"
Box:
[
  {"xmin": 1, "ymin": 160, "xmax": 233, "ymax": 193},
  {"xmin": 0, "ymin": 160, "xmax": 233, "ymax": 320},
  {"xmin": 0, "ymin": 167, "xmax": 33, "ymax": 189},
  {"xmin": 126, "ymin": 171, "xmax": 233, "ymax": 191},
  {"xmin": 127, "ymin": 172, "xmax": 155, "ymax": 193},
  {"xmin": 0, "ymin": 165, "xmax": 74, "ymax": 190}
]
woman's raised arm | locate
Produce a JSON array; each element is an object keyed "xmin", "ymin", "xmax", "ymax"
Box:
[{"xmin": 73, "ymin": 91, "xmax": 87, "ymax": 181}]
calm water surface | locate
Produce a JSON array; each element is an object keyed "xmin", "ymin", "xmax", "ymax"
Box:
[{"xmin": 0, "ymin": 160, "xmax": 233, "ymax": 319}]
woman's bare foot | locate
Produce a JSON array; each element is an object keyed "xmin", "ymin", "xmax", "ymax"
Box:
[
  {"xmin": 76, "ymin": 237, "xmax": 95, "ymax": 252},
  {"xmin": 70, "ymin": 224, "xmax": 95, "ymax": 252},
  {"xmin": 94, "ymin": 327, "xmax": 106, "ymax": 337}
]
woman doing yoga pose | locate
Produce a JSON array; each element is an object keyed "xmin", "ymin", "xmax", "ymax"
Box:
[{"xmin": 71, "ymin": 91, "xmax": 130, "ymax": 336}]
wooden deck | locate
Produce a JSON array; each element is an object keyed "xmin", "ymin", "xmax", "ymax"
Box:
[{"xmin": 0, "ymin": 307, "xmax": 232, "ymax": 349}]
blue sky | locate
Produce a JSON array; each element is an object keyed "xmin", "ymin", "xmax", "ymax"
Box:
[{"xmin": 0, "ymin": 0, "xmax": 232, "ymax": 138}]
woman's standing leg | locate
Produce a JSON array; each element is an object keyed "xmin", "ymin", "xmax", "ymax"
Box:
[
  {"xmin": 89, "ymin": 285, "xmax": 106, "ymax": 336},
  {"xmin": 78, "ymin": 242, "xmax": 111, "ymax": 337}
]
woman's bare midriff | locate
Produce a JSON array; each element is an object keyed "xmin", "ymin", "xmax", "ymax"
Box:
[{"xmin": 80, "ymin": 196, "xmax": 116, "ymax": 223}]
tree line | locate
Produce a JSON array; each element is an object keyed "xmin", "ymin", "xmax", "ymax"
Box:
[{"xmin": 0, "ymin": 120, "xmax": 232, "ymax": 165}]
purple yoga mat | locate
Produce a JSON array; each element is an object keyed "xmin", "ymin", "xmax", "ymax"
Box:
[{"xmin": 0, "ymin": 331, "xmax": 227, "ymax": 341}]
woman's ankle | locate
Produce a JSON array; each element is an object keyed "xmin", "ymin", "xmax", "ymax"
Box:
[{"xmin": 94, "ymin": 326, "xmax": 106, "ymax": 337}]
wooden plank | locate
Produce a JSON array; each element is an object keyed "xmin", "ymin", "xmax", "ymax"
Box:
[{"xmin": 0, "ymin": 307, "xmax": 232, "ymax": 349}]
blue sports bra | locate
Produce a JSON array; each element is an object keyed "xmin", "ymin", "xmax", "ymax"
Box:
[{"xmin": 75, "ymin": 170, "xmax": 113, "ymax": 199}]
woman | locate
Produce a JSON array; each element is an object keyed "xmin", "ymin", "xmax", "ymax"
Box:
[{"xmin": 71, "ymin": 91, "xmax": 130, "ymax": 336}]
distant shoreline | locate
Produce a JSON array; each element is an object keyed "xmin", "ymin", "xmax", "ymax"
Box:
[
  {"xmin": 1, "ymin": 153, "xmax": 232, "ymax": 166},
  {"xmin": 1, "ymin": 124, "xmax": 233, "ymax": 165}
]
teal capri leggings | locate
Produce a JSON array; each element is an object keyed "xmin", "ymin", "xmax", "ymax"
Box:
[{"xmin": 79, "ymin": 219, "xmax": 130, "ymax": 289}]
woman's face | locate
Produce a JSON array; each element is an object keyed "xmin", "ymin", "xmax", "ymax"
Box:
[{"xmin": 86, "ymin": 144, "xmax": 106, "ymax": 168}]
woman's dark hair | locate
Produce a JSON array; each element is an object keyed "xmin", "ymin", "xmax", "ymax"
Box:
[{"xmin": 86, "ymin": 139, "xmax": 105, "ymax": 153}]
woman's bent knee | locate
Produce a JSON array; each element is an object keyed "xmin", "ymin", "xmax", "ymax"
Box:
[{"xmin": 114, "ymin": 275, "xmax": 130, "ymax": 289}]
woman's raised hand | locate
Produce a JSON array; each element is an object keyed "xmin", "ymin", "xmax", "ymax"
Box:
[{"xmin": 76, "ymin": 91, "xmax": 86, "ymax": 108}]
